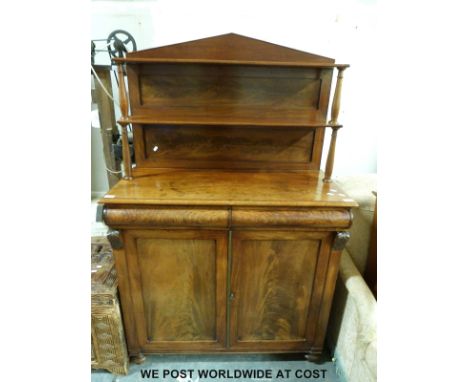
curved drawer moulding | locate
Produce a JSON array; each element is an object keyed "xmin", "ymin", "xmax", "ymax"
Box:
[
  {"xmin": 104, "ymin": 207, "xmax": 352, "ymax": 229},
  {"xmin": 232, "ymin": 208, "xmax": 352, "ymax": 229},
  {"xmin": 103, "ymin": 207, "xmax": 230, "ymax": 228}
]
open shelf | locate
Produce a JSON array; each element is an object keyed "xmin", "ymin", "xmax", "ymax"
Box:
[{"xmin": 123, "ymin": 106, "xmax": 331, "ymax": 127}]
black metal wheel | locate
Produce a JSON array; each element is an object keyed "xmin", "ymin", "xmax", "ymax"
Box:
[{"xmin": 107, "ymin": 30, "xmax": 137, "ymax": 58}]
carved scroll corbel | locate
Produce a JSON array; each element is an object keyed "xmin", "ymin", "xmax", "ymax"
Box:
[
  {"xmin": 107, "ymin": 229, "xmax": 123, "ymax": 250},
  {"xmin": 332, "ymin": 231, "xmax": 351, "ymax": 252}
]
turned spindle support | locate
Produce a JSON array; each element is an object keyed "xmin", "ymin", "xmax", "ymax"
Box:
[
  {"xmin": 323, "ymin": 126, "xmax": 341, "ymax": 182},
  {"xmin": 323, "ymin": 66, "xmax": 347, "ymax": 183},
  {"xmin": 117, "ymin": 63, "xmax": 133, "ymax": 179}
]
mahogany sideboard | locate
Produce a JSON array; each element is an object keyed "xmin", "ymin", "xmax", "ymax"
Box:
[{"xmin": 98, "ymin": 33, "xmax": 356, "ymax": 362}]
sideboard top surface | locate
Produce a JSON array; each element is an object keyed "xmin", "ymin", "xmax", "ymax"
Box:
[{"xmin": 99, "ymin": 170, "xmax": 357, "ymax": 208}]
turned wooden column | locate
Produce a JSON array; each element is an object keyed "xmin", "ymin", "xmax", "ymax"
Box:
[
  {"xmin": 323, "ymin": 126, "xmax": 341, "ymax": 183},
  {"xmin": 324, "ymin": 66, "xmax": 347, "ymax": 182},
  {"xmin": 117, "ymin": 63, "xmax": 133, "ymax": 180}
]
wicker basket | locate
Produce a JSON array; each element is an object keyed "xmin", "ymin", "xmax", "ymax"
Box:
[{"xmin": 91, "ymin": 237, "xmax": 128, "ymax": 375}]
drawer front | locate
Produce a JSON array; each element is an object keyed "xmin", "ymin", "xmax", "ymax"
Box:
[
  {"xmin": 232, "ymin": 208, "xmax": 352, "ymax": 229},
  {"xmin": 104, "ymin": 206, "xmax": 351, "ymax": 229},
  {"xmin": 104, "ymin": 207, "xmax": 229, "ymax": 228}
]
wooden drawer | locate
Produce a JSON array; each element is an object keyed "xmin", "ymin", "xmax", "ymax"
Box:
[
  {"xmin": 103, "ymin": 206, "xmax": 352, "ymax": 230},
  {"xmin": 232, "ymin": 208, "xmax": 352, "ymax": 229},
  {"xmin": 103, "ymin": 206, "xmax": 229, "ymax": 228}
]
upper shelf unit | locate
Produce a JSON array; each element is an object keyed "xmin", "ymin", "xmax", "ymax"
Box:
[
  {"xmin": 112, "ymin": 33, "xmax": 349, "ymax": 178},
  {"xmin": 115, "ymin": 34, "xmax": 347, "ymax": 128}
]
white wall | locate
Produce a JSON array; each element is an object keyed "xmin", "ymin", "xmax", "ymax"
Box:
[
  {"xmin": 91, "ymin": 0, "xmax": 377, "ymax": 190},
  {"xmin": 91, "ymin": 106, "xmax": 109, "ymax": 196}
]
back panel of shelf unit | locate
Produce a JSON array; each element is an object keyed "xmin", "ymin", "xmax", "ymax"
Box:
[{"xmin": 127, "ymin": 63, "xmax": 333, "ymax": 171}]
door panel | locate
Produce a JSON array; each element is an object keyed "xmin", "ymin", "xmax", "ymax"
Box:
[
  {"xmin": 124, "ymin": 229, "xmax": 227, "ymax": 351},
  {"xmin": 230, "ymin": 230, "xmax": 332, "ymax": 351}
]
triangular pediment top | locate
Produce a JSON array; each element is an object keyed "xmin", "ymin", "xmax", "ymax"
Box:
[{"xmin": 118, "ymin": 33, "xmax": 336, "ymax": 65}]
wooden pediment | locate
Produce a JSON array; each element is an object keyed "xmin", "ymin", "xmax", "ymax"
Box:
[{"xmin": 115, "ymin": 33, "xmax": 336, "ymax": 66}]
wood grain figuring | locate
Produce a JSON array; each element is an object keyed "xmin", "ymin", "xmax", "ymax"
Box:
[
  {"xmin": 136, "ymin": 125, "xmax": 316, "ymax": 169},
  {"xmin": 231, "ymin": 208, "xmax": 352, "ymax": 228},
  {"xmin": 304, "ymin": 236, "xmax": 333, "ymax": 344},
  {"xmin": 309, "ymin": 232, "xmax": 349, "ymax": 350},
  {"xmin": 137, "ymin": 238, "xmax": 216, "ymax": 341},
  {"xmin": 126, "ymin": 63, "xmax": 333, "ymax": 127},
  {"xmin": 108, "ymin": 241, "xmax": 140, "ymax": 355},
  {"xmin": 99, "ymin": 171, "xmax": 358, "ymax": 208},
  {"xmin": 138, "ymin": 65, "xmax": 322, "ymax": 109},
  {"xmin": 124, "ymin": 230, "xmax": 227, "ymax": 351},
  {"xmin": 229, "ymin": 231, "xmax": 332, "ymax": 351},
  {"xmin": 104, "ymin": 207, "xmax": 229, "ymax": 228},
  {"xmin": 237, "ymin": 240, "xmax": 318, "ymax": 341}
]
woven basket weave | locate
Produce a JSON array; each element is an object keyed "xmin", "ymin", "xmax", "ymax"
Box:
[{"xmin": 91, "ymin": 237, "xmax": 128, "ymax": 375}]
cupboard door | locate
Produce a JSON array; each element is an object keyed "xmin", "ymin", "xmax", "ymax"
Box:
[
  {"xmin": 229, "ymin": 230, "xmax": 333, "ymax": 351},
  {"xmin": 124, "ymin": 229, "xmax": 227, "ymax": 351}
]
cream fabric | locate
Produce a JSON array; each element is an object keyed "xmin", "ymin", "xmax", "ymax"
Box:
[
  {"xmin": 335, "ymin": 174, "xmax": 377, "ymax": 212},
  {"xmin": 327, "ymin": 173, "xmax": 377, "ymax": 382},
  {"xmin": 329, "ymin": 249, "xmax": 377, "ymax": 382}
]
